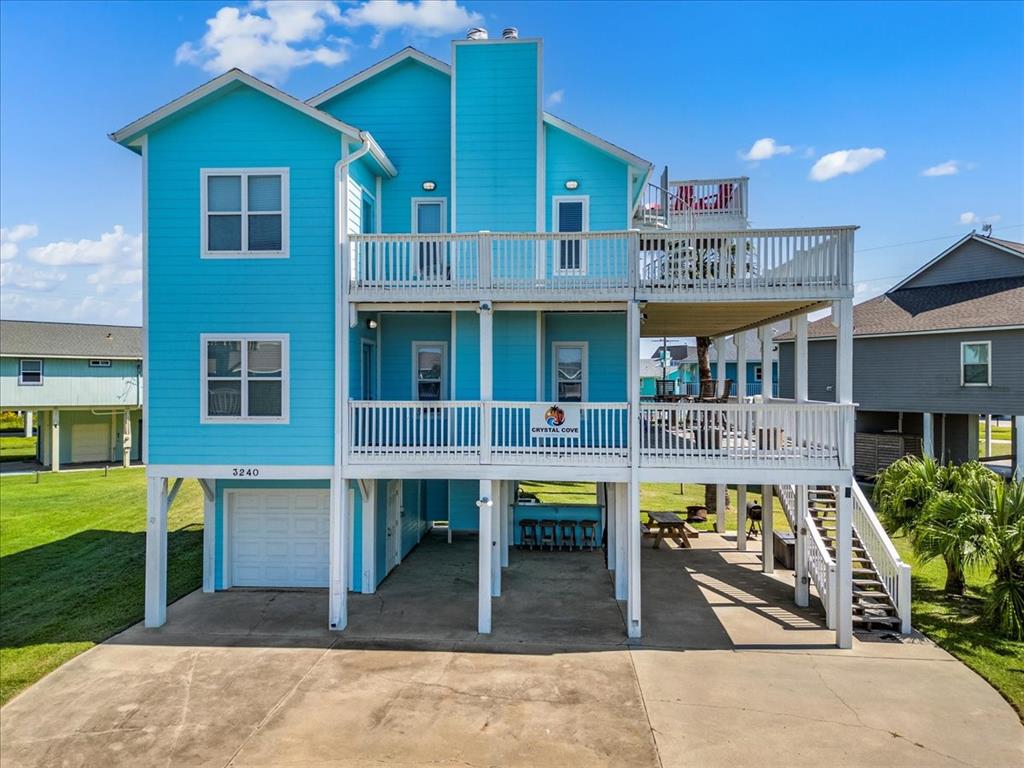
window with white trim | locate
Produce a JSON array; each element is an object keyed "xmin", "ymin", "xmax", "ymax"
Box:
[
  {"xmin": 18, "ymin": 359, "xmax": 42, "ymax": 386},
  {"xmin": 553, "ymin": 196, "xmax": 589, "ymax": 274},
  {"xmin": 201, "ymin": 169, "xmax": 289, "ymax": 257},
  {"xmin": 202, "ymin": 335, "xmax": 288, "ymax": 422},
  {"xmin": 961, "ymin": 341, "xmax": 991, "ymax": 386},
  {"xmin": 413, "ymin": 341, "xmax": 446, "ymax": 401},
  {"xmin": 554, "ymin": 342, "xmax": 586, "ymax": 402}
]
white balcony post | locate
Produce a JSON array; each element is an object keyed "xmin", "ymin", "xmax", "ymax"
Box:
[
  {"xmin": 736, "ymin": 484, "xmax": 747, "ymax": 551},
  {"xmin": 794, "ymin": 314, "xmax": 808, "ymax": 402},
  {"xmin": 500, "ymin": 480, "xmax": 510, "ymax": 569},
  {"xmin": 761, "ymin": 484, "xmax": 774, "ymax": 575},
  {"xmin": 627, "ymin": 301, "xmax": 642, "ymax": 638},
  {"xmin": 836, "ymin": 486, "xmax": 854, "ymax": 649},
  {"xmin": 615, "ymin": 482, "xmax": 628, "ymax": 600},
  {"xmin": 794, "ymin": 484, "xmax": 809, "ymax": 607},
  {"xmin": 478, "ymin": 481, "xmax": 493, "ymax": 633},
  {"xmin": 201, "ymin": 480, "xmax": 215, "ymax": 593},
  {"xmin": 491, "ymin": 480, "xmax": 501, "ymax": 596},
  {"xmin": 122, "ymin": 410, "xmax": 133, "ymax": 468},
  {"xmin": 922, "ymin": 414, "xmax": 935, "ymax": 459},
  {"xmin": 51, "ymin": 409, "xmax": 60, "ymax": 472},
  {"xmin": 759, "ymin": 329, "xmax": 773, "ymax": 403},
  {"xmin": 361, "ymin": 481, "xmax": 377, "ymax": 594},
  {"xmin": 605, "ymin": 482, "xmax": 616, "ymax": 571},
  {"xmin": 984, "ymin": 414, "xmax": 992, "ymax": 458},
  {"xmin": 145, "ymin": 476, "xmax": 168, "ymax": 627},
  {"xmin": 480, "ymin": 301, "xmax": 493, "ymax": 463},
  {"xmin": 23, "ymin": 410, "xmax": 32, "ymax": 438},
  {"xmin": 735, "ymin": 331, "xmax": 747, "ymax": 400},
  {"xmin": 328, "ymin": 474, "xmax": 348, "ymax": 630},
  {"xmin": 715, "ymin": 483, "xmax": 727, "ymax": 534}
]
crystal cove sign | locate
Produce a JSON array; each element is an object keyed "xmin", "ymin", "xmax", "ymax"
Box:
[{"xmin": 529, "ymin": 403, "xmax": 581, "ymax": 440}]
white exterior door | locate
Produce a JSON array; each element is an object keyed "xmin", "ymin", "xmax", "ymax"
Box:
[
  {"xmin": 229, "ymin": 490, "xmax": 330, "ymax": 588},
  {"xmin": 386, "ymin": 480, "xmax": 402, "ymax": 570},
  {"xmin": 71, "ymin": 421, "xmax": 110, "ymax": 463}
]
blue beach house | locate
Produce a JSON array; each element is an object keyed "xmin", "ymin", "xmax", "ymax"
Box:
[{"xmin": 111, "ymin": 28, "xmax": 908, "ymax": 647}]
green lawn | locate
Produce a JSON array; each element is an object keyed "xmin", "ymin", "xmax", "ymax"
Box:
[
  {"xmin": 979, "ymin": 419, "xmax": 1014, "ymax": 458},
  {"xmin": 893, "ymin": 535, "xmax": 1024, "ymax": 717},
  {"xmin": 0, "ymin": 436, "xmax": 37, "ymax": 462},
  {"xmin": 0, "ymin": 467, "xmax": 203, "ymax": 705}
]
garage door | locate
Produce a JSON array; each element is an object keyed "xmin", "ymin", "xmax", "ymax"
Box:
[
  {"xmin": 71, "ymin": 422, "xmax": 110, "ymax": 463},
  {"xmin": 229, "ymin": 490, "xmax": 330, "ymax": 588}
]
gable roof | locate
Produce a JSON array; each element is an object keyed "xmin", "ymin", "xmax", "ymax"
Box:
[
  {"xmin": 542, "ymin": 113, "xmax": 652, "ymax": 170},
  {"xmin": 651, "ymin": 343, "xmax": 688, "ymax": 363},
  {"xmin": 890, "ymin": 232, "xmax": 1024, "ymax": 291},
  {"xmin": 0, "ymin": 320, "xmax": 142, "ymax": 359},
  {"xmin": 109, "ymin": 69, "xmax": 396, "ymax": 176},
  {"xmin": 778, "ymin": 276, "xmax": 1024, "ymax": 341},
  {"xmin": 640, "ymin": 359, "xmax": 677, "ymax": 378},
  {"xmin": 307, "ymin": 47, "xmax": 450, "ymax": 106}
]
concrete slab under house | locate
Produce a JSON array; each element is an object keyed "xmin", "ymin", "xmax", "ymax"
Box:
[{"xmin": 106, "ymin": 28, "xmax": 912, "ymax": 656}]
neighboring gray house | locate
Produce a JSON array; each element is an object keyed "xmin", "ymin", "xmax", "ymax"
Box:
[
  {"xmin": 676, "ymin": 321, "xmax": 788, "ymax": 397},
  {"xmin": 777, "ymin": 232, "xmax": 1023, "ymax": 478},
  {"xmin": 0, "ymin": 320, "xmax": 143, "ymax": 470}
]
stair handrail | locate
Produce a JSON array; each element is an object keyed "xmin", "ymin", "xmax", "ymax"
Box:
[
  {"xmin": 850, "ymin": 483, "xmax": 912, "ymax": 633},
  {"xmin": 776, "ymin": 484, "xmax": 836, "ymax": 629}
]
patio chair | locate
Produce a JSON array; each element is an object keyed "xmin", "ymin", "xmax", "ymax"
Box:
[
  {"xmin": 685, "ymin": 378, "xmax": 718, "ymax": 403},
  {"xmin": 713, "ymin": 379, "xmax": 734, "ymax": 403}
]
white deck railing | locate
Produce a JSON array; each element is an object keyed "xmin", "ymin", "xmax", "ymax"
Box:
[
  {"xmin": 775, "ymin": 483, "xmax": 837, "ymax": 629},
  {"xmin": 348, "ymin": 227, "xmax": 854, "ymax": 300},
  {"xmin": 489, "ymin": 402, "xmax": 629, "ymax": 465},
  {"xmin": 636, "ymin": 227, "xmax": 854, "ymax": 297},
  {"xmin": 669, "ymin": 177, "xmax": 749, "ymax": 223},
  {"xmin": 638, "ymin": 401, "xmax": 851, "ymax": 468},
  {"xmin": 851, "ymin": 483, "xmax": 912, "ymax": 633},
  {"xmin": 348, "ymin": 401, "xmax": 482, "ymax": 463}
]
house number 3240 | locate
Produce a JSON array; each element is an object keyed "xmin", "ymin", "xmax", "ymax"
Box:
[{"xmin": 231, "ymin": 467, "xmax": 260, "ymax": 477}]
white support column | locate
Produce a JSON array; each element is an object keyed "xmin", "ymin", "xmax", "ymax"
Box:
[
  {"xmin": 834, "ymin": 298, "xmax": 854, "ymax": 468},
  {"xmin": 122, "ymin": 410, "xmax": 133, "ymax": 468},
  {"xmin": 23, "ymin": 410, "xmax": 33, "ymax": 438},
  {"xmin": 794, "ymin": 314, "xmax": 808, "ymax": 402},
  {"xmin": 1013, "ymin": 415, "xmax": 1023, "ymax": 482},
  {"xmin": 715, "ymin": 483, "xmax": 727, "ymax": 534},
  {"xmin": 614, "ymin": 482, "xmax": 628, "ymax": 600},
  {"xmin": 145, "ymin": 476, "xmax": 168, "ymax": 627},
  {"xmin": 480, "ymin": 301, "xmax": 493, "ymax": 463},
  {"xmin": 490, "ymin": 480, "xmax": 501, "ymax": 596},
  {"xmin": 967, "ymin": 415, "xmax": 980, "ymax": 461},
  {"xmin": 605, "ymin": 482, "xmax": 617, "ymax": 571},
  {"xmin": 922, "ymin": 413, "xmax": 935, "ymax": 459},
  {"xmin": 734, "ymin": 331, "xmax": 747, "ymax": 401},
  {"xmin": 478, "ymin": 480, "xmax": 493, "ymax": 633},
  {"xmin": 984, "ymin": 414, "xmax": 992, "ymax": 458},
  {"xmin": 361, "ymin": 481, "xmax": 377, "ymax": 594},
  {"xmin": 736, "ymin": 485, "xmax": 747, "ymax": 551},
  {"xmin": 51, "ymin": 409, "xmax": 60, "ymax": 472},
  {"xmin": 759, "ymin": 328, "xmax": 774, "ymax": 403},
  {"xmin": 794, "ymin": 484, "xmax": 809, "ymax": 607},
  {"xmin": 328, "ymin": 475, "xmax": 348, "ymax": 630},
  {"xmin": 626, "ymin": 301, "xmax": 642, "ymax": 638},
  {"xmin": 761, "ymin": 484, "xmax": 774, "ymax": 575},
  {"xmin": 199, "ymin": 479, "xmax": 215, "ymax": 593},
  {"xmin": 835, "ymin": 486, "xmax": 854, "ymax": 649},
  {"xmin": 500, "ymin": 480, "xmax": 510, "ymax": 569}
]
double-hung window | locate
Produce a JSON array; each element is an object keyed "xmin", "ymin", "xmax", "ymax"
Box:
[
  {"xmin": 554, "ymin": 342, "xmax": 587, "ymax": 402},
  {"xmin": 18, "ymin": 359, "xmax": 42, "ymax": 386},
  {"xmin": 961, "ymin": 341, "xmax": 991, "ymax": 386},
  {"xmin": 553, "ymin": 196, "xmax": 589, "ymax": 274},
  {"xmin": 202, "ymin": 335, "xmax": 289, "ymax": 422},
  {"xmin": 201, "ymin": 168, "xmax": 289, "ymax": 257},
  {"xmin": 413, "ymin": 342, "xmax": 446, "ymax": 401}
]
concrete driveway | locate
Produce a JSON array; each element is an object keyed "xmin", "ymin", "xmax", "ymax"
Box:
[{"xmin": 2, "ymin": 533, "xmax": 1022, "ymax": 767}]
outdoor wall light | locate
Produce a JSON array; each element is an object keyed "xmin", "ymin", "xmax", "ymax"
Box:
[
  {"xmin": 475, "ymin": 497, "xmax": 493, "ymax": 508},
  {"xmin": 564, "ymin": 180, "xmax": 579, "ymax": 190},
  {"xmin": 422, "ymin": 180, "xmax": 437, "ymax": 191},
  {"xmin": 366, "ymin": 318, "xmax": 378, "ymax": 330}
]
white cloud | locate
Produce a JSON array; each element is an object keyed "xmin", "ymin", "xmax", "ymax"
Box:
[
  {"xmin": 546, "ymin": 89, "xmax": 565, "ymax": 107},
  {"xmin": 741, "ymin": 138, "xmax": 793, "ymax": 161},
  {"xmin": 922, "ymin": 160, "xmax": 961, "ymax": 177},
  {"xmin": 809, "ymin": 147, "xmax": 886, "ymax": 181},
  {"xmin": 175, "ymin": 1, "xmax": 350, "ymax": 83},
  {"xmin": 959, "ymin": 211, "xmax": 978, "ymax": 224},
  {"xmin": 342, "ymin": 0, "xmax": 482, "ymax": 48},
  {"xmin": 0, "ymin": 261, "xmax": 66, "ymax": 292},
  {"xmin": 0, "ymin": 223, "xmax": 39, "ymax": 262},
  {"xmin": 27, "ymin": 225, "xmax": 141, "ymax": 266}
]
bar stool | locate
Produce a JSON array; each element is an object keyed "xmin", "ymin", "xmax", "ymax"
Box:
[
  {"xmin": 538, "ymin": 519, "xmax": 558, "ymax": 550},
  {"xmin": 518, "ymin": 518, "xmax": 538, "ymax": 549},
  {"xmin": 557, "ymin": 519, "xmax": 577, "ymax": 550},
  {"xmin": 579, "ymin": 520, "xmax": 598, "ymax": 551}
]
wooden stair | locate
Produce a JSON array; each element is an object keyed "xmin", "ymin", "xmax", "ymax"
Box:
[{"xmin": 806, "ymin": 486, "xmax": 901, "ymax": 630}]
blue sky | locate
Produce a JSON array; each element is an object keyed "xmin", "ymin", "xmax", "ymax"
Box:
[{"xmin": 1, "ymin": 0, "xmax": 1021, "ymax": 325}]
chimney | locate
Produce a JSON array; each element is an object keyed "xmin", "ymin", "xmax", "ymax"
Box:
[
  {"xmin": 502, "ymin": 27, "xmax": 519, "ymax": 40},
  {"xmin": 466, "ymin": 27, "xmax": 488, "ymax": 40}
]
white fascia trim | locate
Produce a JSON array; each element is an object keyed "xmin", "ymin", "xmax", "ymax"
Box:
[
  {"xmin": 542, "ymin": 113, "xmax": 653, "ymax": 172},
  {"xmin": 307, "ymin": 47, "xmax": 450, "ymax": 106},
  {"xmin": 147, "ymin": 464, "xmax": 333, "ymax": 480},
  {"xmin": 890, "ymin": 233, "xmax": 1024, "ymax": 291},
  {"xmin": 0, "ymin": 354, "xmax": 142, "ymax": 360},
  {"xmin": 779, "ymin": 324, "xmax": 1024, "ymax": 343}
]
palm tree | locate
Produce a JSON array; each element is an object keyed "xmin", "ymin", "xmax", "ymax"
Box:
[{"xmin": 695, "ymin": 336, "xmax": 722, "ymax": 515}]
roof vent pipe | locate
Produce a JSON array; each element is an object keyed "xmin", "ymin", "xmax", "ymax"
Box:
[
  {"xmin": 502, "ymin": 27, "xmax": 519, "ymax": 39},
  {"xmin": 467, "ymin": 27, "xmax": 488, "ymax": 40}
]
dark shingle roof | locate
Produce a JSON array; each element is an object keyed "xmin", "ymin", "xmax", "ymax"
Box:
[
  {"xmin": 0, "ymin": 320, "xmax": 142, "ymax": 358},
  {"xmin": 987, "ymin": 236, "xmax": 1024, "ymax": 255},
  {"xmin": 651, "ymin": 343, "xmax": 688, "ymax": 363},
  {"xmin": 779, "ymin": 276, "xmax": 1024, "ymax": 340}
]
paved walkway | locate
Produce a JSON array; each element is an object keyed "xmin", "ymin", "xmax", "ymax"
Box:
[{"xmin": 2, "ymin": 532, "xmax": 1021, "ymax": 767}]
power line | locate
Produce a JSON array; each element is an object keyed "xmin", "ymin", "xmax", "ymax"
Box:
[{"xmin": 855, "ymin": 223, "xmax": 1021, "ymax": 254}]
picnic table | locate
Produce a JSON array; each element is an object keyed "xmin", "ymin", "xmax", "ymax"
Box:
[{"xmin": 647, "ymin": 512, "xmax": 699, "ymax": 549}]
